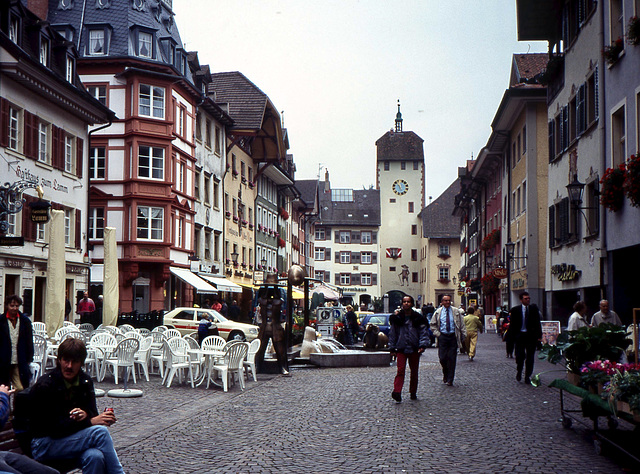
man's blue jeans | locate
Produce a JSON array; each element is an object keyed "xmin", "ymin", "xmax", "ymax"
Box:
[{"xmin": 32, "ymin": 425, "xmax": 124, "ymax": 474}]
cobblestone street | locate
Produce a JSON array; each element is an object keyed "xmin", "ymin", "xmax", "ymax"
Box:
[{"xmin": 94, "ymin": 335, "xmax": 635, "ymax": 473}]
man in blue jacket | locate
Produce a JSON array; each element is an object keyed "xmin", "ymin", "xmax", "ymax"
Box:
[{"xmin": 388, "ymin": 295, "xmax": 430, "ymax": 403}]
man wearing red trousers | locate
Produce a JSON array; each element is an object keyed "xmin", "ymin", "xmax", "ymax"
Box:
[{"xmin": 388, "ymin": 295, "xmax": 430, "ymax": 403}]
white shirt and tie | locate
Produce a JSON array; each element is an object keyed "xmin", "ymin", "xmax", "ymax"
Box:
[{"xmin": 521, "ymin": 304, "xmax": 528, "ymax": 332}]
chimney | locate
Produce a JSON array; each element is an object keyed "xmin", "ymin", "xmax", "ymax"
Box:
[
  {"xmin": 324, "ymin": 170, "xmax": 330, "ymax": 193},
  {"xmin": 28, "ymin": 0, "xmax": 49, "ymax": 21}
]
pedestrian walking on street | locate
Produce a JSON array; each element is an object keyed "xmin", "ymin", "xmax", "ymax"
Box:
[
  {"xmin": 76, "ymin": 291, "xmax": 96, "ymax": 325},
  {"xmin": 345, "ymin": 305, "xmax": 359, "ymax": 344},
  {"xmin": 0, "ymin": 295, "xmax": 34, "ymax": 391},
  {"xmin": 430, "ymin": 295, "xmax": 466, "ymax": 386},
  {"xmin": 567, "ymin": 301, "xmax": 590, "ymax": 331},
  {"xmin": 590, "ymin": 299, "xmax": 622, "ymax": 327},
  {"xmin": 463, "ymin": 306, "xmax": 483, "ymax": 361},
  {"xmin": 507, "ymin": 291, "xmax": 542, "ymax": 385},
  {"xmin": 388, "ymin": 296, "xmax": 430, "ymax": 403}
]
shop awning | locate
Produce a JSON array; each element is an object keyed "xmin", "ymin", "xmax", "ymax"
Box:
[
  {"xmin": 170, "ymin": 267, "xmax": 218, "ymax": 294},
  {"xmin": 237, "ymin": 282, "xmax": 258, "ymax": 290},
  {"xmin": 291, "ymin": 288, "xmax": 305, "ymax": 299},
  {"xmin": 90, "ymin": 264, "xmax": 104, "ymax": 283},
  {"xmin": 199, "ymin": 274, "xmax": 243, "ymax": 293}
]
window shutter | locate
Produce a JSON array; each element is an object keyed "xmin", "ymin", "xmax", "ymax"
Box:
[
  {"xmin": 22, "ymin": 195, "xmax": 34, "ymax": 242},
  {"xmin": 75, "ymin": 209, "xmax": 81, "ymax": 249},
  {"xmin": 76, "ymin": 137, "xmax": 84, "ymax": 178},
  {"xmin": 351, "ymin": 274, "xmax": 360, "ymax": 285},
  {"xmin": 335, "ymin": 251, "xmax": 339, "ymax": 263},
  {"xmin": 0, "ymin": 98, "xmax": 9, "ymax": 147},
  {"xmin": 352, "ymin": 252, "xmax": 360, "ymax": 263},
  {"xmin": 372, "ymin": 274, "xmax": 377, "ymax": 285},
  {"xmin": 24, "ymin": 111, "xmax": 37, "ymax": 159},
  {"xmin": 372, "ymin": 252, "xmax": 377, "ymax": 264},
  {"xmin": 323, "ymin": 271, "xmax": 328, "ymax": 283},
  {"xmin": 559, "ymin": 198, "xmax": 569, "ymax": 243},
  {"xmin": 334, "ymin": 274, "xmax": 339, "ymax": 285},
  {"xmin": 548, "ymin": 121, "xmax": 555, "ymax": 161},
  {"xmin": 334, "ymin": 230, "xmax": 339, "ymax": 242},
  {"xmin": 325, "ymin": 248, "xmax": 330, "ymax": 260},
  {"xmin": 372, "ymin": 232, "xmax": 377, "ymax": 243},
  {"xmin": 52, "ymin": 125, "xmax": 61, "ymax": 170},
  {"xmin": 549, "ymin": 205, "xmax": 555, "ymax": 248},
  {"xmin": 562, "ymin": 106, "xmax": 569, "ymax": 151},
  {"xmin": 594, "ymin": 66, "xmax": 599, "ymax": 120},
  {"xmin": 352, "ymin": 231, "xmax": 360, "ymax": 242}
]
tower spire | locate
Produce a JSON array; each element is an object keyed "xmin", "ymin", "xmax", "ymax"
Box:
[{"xmin": 395, "ymin": 99, "xmax": 403, "ymax": 132}]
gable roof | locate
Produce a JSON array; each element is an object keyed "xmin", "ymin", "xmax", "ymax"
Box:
[
  {"xmin": 510, "ymin": 53, "xmax": 548, "ymax": 86},
  {"xmin": 318, "ymin": 187, "xmax": 380, "ymax": 226},
  {"xmin": 422, "ymin": 179, "xmax": 461, "ymax": 238}
]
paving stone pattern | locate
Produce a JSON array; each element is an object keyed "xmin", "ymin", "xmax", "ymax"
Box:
[{"xmin": 92, "ymin": 335, "xmax": 634, "ymax": 473}]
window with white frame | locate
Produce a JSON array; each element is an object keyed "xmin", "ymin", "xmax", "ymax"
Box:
[
  {"xmin": 339, "ymin": 231, "xmax": 350, "ymax": 243},
  {"xmin": 315, "ymin": 227, "xmax": 325, "ymax": 240},
  {"xmin": 66, "ymin": 55, "xmax": 74, "ymax": 83},
  {"xmin": 438, "ymin": 244, "xmax": 450, "ymax": 256},
  {"xmin": 89, "ymin": 207, "xmax": 104, "ymax": 239},
  {"xmin": 177, "ymin": 217, "xmax": 184, "ymax": 247},
  {"xmin": 610, "ymin": 0, "xmax": 624, "ymax": 43},
  {"xmin": 40, "ymin": 37, "xmax": 50, "ymax": 66},
  {"xmin": 361, "ymin": 231, "xmax": 371, "ymax": 244},
  {"xmin": 9, "ymin": 16, "xmax": 19, "ymax": 44},
  {"xmin": 361, "ymin": 251, "xmax": 372, "ymax": 264},
  {"xmin": 340, "ymin": 273, "xmax": 351, "ymax": 285},
  {"xmin": 215, "ymin": 126, "xmax": 222, "ymax": 154},
  {"xmin": 138, "ymin": 146, "xmax": 164, "ymax": 179},
  {"xmin": 314, "ymin": 248, "xmax": 325, "ymax": 261},
  {"xmin": 64, "ymin": 135, "xmax": 74, "ymax": 173},
  {"xmin": 194, "ymin": 170, "xmax": 200, "ymax": 201},
  {"xmin": 36, "ymin": 222, "xmax": 46, "ymax": 242},
  {"xmin": 361, "ymin": 273, "xmax": 371, "ymax": 285},
  {"xmin": 89, "ymin": 30, "xmax": 105, "ymax": 55},
  {"xmin": 340, "ymin": 251, "xmax": 351, "ymax": 264},
  {"xmin": 89, "ymin": 146, "xmax": 105, "ymax": 179},
  {"xmin": 64, "ymin": 209, "xmax": 72, "ymax": 246},
  {"xmin": 38, "ymin": 122, "xmax": 49, "ymax": 163},
  {"xmin": 138, "ymin": 84, "xmax": 165, "ymax": 119},
  {"xmin": 314, "ymin": 270, "xmax": 325, "ymax": 281},
  {"xmin": 87, "ymin": 85, "xmax": 107, "ymax": 105},
  {"xmin": 8, "ymin": 106, "xmax": 20, "ymax": 151},
  {"xmin": 138, "ymin": 31, "xmax": 153, "ymax": 58},
  {"xmin": 213, "ymin": 180, "xmax": 219, "ymax": 208},
  {"xmin": 438, "ymin": 267, "xmax": 450, "ymax": 281},
  {"xmin": 204, "ymin": 230, "xmax": 211, "ymax": 259},
  {"xmin": 137, "ymin": 206, "xmax": 163, "ymax": 240},
  {"xmin": 204, "ymin": 174, "xmax": 211, "ymax": 204},
  {"xmin": 612, "ymin": 105, "xmax": 626, "ymax": 168},
  {"xmin": 6, "ymin": 213, "xmax": 16, "ymax": 236}
]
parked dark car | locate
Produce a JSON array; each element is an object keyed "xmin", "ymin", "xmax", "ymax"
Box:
[{"xmin": 358, "ymin": 313, "xmax": 391, "ymax": 340}]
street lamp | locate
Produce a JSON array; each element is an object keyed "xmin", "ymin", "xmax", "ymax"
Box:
[
  {"xmin": 566, "ymin": 175, "xmax": 585, "ymax": 208},
  {"xmin": 230, "ymin": 250, "xmax": 239, "ymax": 265}
]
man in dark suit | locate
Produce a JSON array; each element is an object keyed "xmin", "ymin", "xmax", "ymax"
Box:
[{"xmin": 507, "ymin": 291, "xmax": 542, "ymax": 385}]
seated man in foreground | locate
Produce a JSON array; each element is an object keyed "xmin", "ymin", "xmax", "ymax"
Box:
[{"xmin": 29, "ymin": 338, "xmax": 125, "ymax": 474}]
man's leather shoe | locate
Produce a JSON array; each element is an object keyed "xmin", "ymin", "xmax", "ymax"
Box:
[
  {"xmin": 410, "ymin": 393, "xmax": 417, "ymax": 400},
  {"xmin": 446, "ymin": 381, "xmax": 453, "ymax": 386},
  {"xmin": 516, "ymin": 372, "xmax": 522, "ymax": 382},
  {"xmin": 391, "ymin": 391, "xmax": 401, "ymax": 403},
  {"xmin": 524, "ymin": 377, "xmax": 531, "ymax": 385}
]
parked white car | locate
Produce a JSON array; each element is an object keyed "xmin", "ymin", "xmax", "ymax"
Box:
[{"xmin": 163, "ymin": 307, "xmax": 259, "ymax": 341}]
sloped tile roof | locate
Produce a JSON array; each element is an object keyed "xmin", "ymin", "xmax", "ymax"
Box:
[
  {"xmin": 210, "ymin": 72, "xmax": 268, "ymax": 131},
  {"xmin": 422, "ymin": 178, "xmax": 461, "ymax": 238},
  {"xmin": 295, "ymin": 179, "xmax": 318, "ymax": 207},
  {"xmin": 318, "ymin": 187, "xmax": 380, "ymax": 226},
  {"xmin": 512, "ymin": 53, "xmax": 548, "ymax": 84},
  {"xmin": 376, "ymin": 131, "xmax": 424, "ymax": 162}
]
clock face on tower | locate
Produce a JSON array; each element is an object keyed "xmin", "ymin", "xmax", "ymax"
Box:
[{"xmin": 392, "ymin": 179, "xmax": 409, "ymax": 195}]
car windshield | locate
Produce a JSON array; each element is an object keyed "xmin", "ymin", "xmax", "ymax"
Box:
[
  {"xmin": 207, "ymin": 310, "xmax": 227, "ymax": 323},
  {"xmin": 369, "ymin": 316, "xmax": 387, "ymax": 325}
]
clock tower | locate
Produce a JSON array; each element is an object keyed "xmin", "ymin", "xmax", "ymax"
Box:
[{"xmin": 376, "ymin": 102, "xmax": 425, "ymax": 306}]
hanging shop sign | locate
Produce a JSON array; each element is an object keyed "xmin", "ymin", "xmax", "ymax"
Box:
[{"xmin": 492, "ymin": 267, "xmax": 508, "ymax": 279}]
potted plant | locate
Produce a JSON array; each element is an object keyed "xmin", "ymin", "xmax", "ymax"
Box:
[
  {"xmin": 600, "ymin": 164, "xmax": 626, "ymax": 212},
  {"xmin": 603, "ymin": 37, "xmax": 624, "ymax": 64},
  {"xmin": 628, "ymin": 16, "xmax": 640, "ymax": 46},
  {"xmin": 601, "ymin": 370, "xmax": 640, "ymax": 414},
  {"xmin": 481, "ymin": 274, "xmax": 499, "ymax": 294},
  {"xmin": 623, "ymin": 154, "xmax": 640, "ymax": 207}
]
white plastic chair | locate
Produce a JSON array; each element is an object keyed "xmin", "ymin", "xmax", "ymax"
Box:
[
  {"xmin": 30, "ymin": 335, "xmax": 47, "ymax": 383},
  {"xmin": 211, "ymin": 342, "xmax": 249, "ymax": 392},
  {"xmin": 202, "ymin": 335, "xmax": 226, "ymax": 352},
  {"xmin": 101, "ymin": 338, "xmax": 140, "ymax": 384},
  {"xmin": 32, "ymin": 322, "xmax": 47, "ymax": 337},
  {"xmin": 118, "ymin": 324, "xmax": 135, "ymax": 333},
  {"xmin": 152, "ymin": 326, "xmax": 168, "ymax": 333},
  {"xmin": 162, "ymin": 338, "xmax": 195, "ymax": 388},
  {"xmin": 164, "ymin": 328, "xmax": 182, "ymax": 339},
  {"xmin": 78, "ymin": 323, "xmax": 94, "ymax": 332},
  {"xmin": 134, "ymin": 336, "xmax": 153, "ymax": 382},
  {"xmin": 244, "ymin": 338, "xmax": 261, "ymax": 382},
  {"xmin": 150, "ymin": 332, "xmax": 168, "ymax": 377},
  {"xmin": 54, "ymin": 326, "xmax": 77, "ymax": 342},
  {"xmin": 102, "ymin": 325, "xmax": 121, "ymax": 336},
  {"xmin": 89, "ymin": 332, "xmax": 117, "ymax": 381},
  {"xmin": 63, "ymin": 321, "xmax": 77, "ymax": 328},
  {"xmin": 137, "ymin": 328, "xmax": 151, "ymax": 337},
  {"xmin": 124, "ymin": 331, "xmax": 143, "ymax": 343}
]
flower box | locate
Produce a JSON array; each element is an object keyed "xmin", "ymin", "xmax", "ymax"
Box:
[
  {"xmin": 248, "ymin": 182, "xmax": 255, "ymax": 189},
  {"xmin": 623, "ymin": 154, "xmax": 640, "ymax": 207},
  {"xmin": 241, "ymin": 176, "xmax": 247, "ymax": 184},
  {"xmin": 604, "ymin": 37, "xmax": 624, "ymax": 64},
  {"xmin": 225, "ymin": 211, "xmax": 231, "ymax": 219},
  {"xmin": 600, "ymin": 164, "xmax": 626, "ymax": 212},
  {"xmin": 248, "ymin": 223, "xmax": 254, "ymax": 230},
  {"xmin": 232, "ymin": 170, "xmax": 239, "ymax": 176},
  {"xmin": 232, "ymin": 216, "xmax": 239, "ymax": 223},
  {"xmin": 241, "ymin": 219, "xmax": 248, "ymax": 226},
  {"xmin": 567, "ymin": 372, "xmax": 581, "ymax": 386}
]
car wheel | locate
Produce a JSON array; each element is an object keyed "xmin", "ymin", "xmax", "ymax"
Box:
[{"xmin": 229, "ymin": 331, "xmax": 245, "ymax": 341}]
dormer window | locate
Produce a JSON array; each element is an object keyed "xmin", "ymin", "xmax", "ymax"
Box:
[
  {"xmin": 89, "ymin": 29, "xmax": 105, "ymax": 55},
  {"xmin": 66, "ymin": 55, "xmax": 75, "ymax": 83},
  {"xmin": 39, "ymin": 37, "xmax": 50, "ymax": 67},
  {"xmin": 138, "ymin": 31, "xmax": 153, "ymax": 58},
  {"xmin": 9, "ymin": 16, "xmax": 19, "ymax": 44}
]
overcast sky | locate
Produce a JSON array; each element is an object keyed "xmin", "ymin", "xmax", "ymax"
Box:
[{"xmin": 173, "ymin": 0, "xmax": 547, "ymax": 202}]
